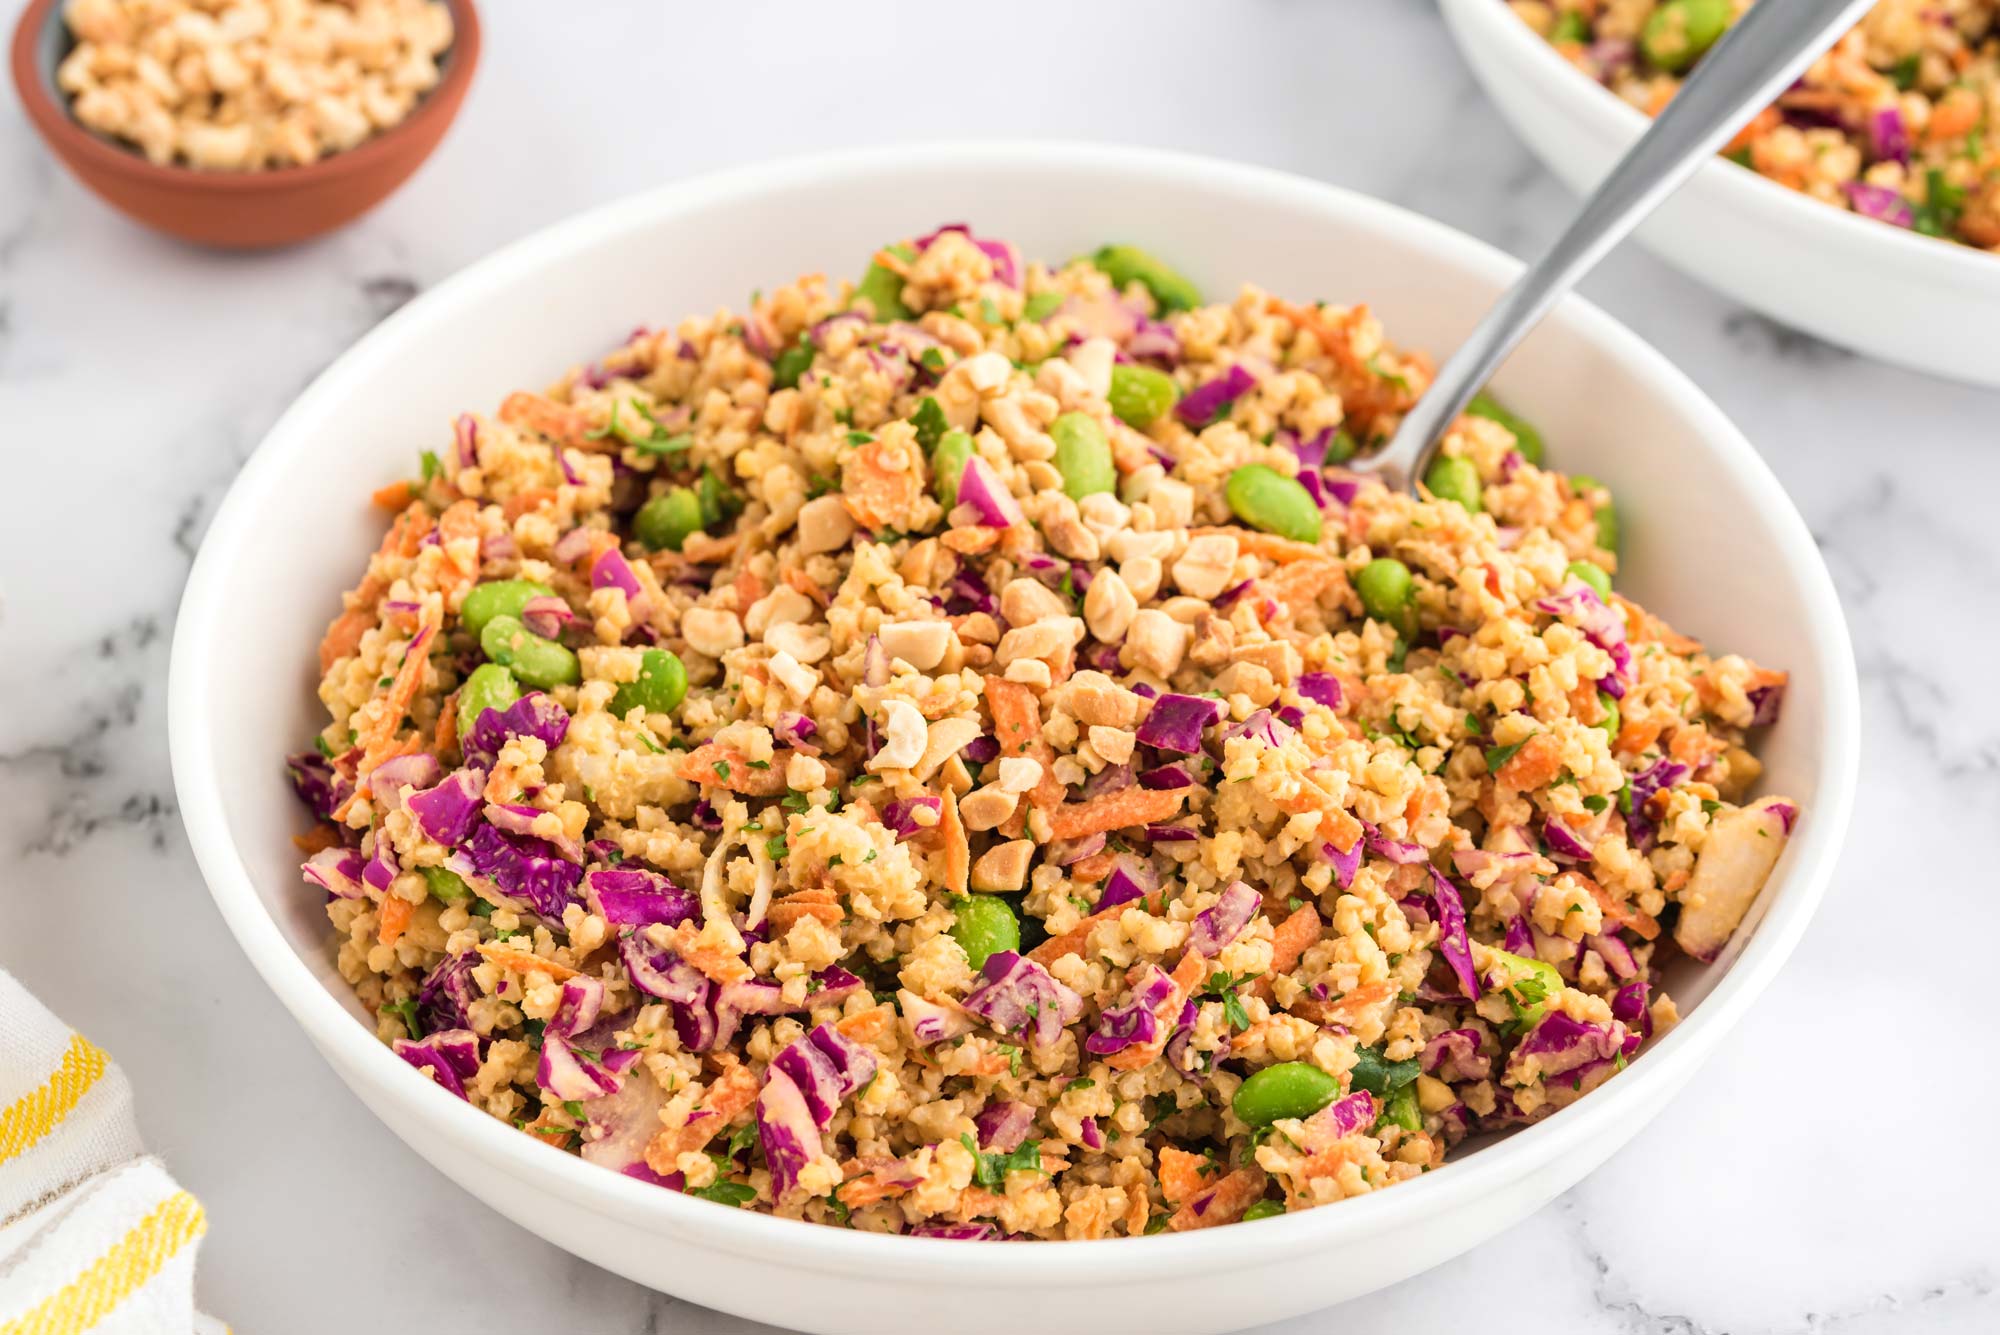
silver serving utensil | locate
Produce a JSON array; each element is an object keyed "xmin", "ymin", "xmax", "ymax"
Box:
[{"xmin": 1365, "ymin": 0, "xmax": 1879, "ymax": 490}]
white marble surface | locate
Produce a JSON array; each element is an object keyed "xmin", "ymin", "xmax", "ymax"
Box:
[{"xmin": 2, "ymin": 1, "xmax": 1996, "ymax": 1331}]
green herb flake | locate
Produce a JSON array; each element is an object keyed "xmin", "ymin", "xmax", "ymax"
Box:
[
  {"xmin": 419, "ymin": 449, "xmax": 442, "ymax": 482},
  {"xmin": 911, "ymin": 396, "xmax": 948, "ymax": 452},
  {"xmin": 960, "ymin": 1133, "xmax": 1044, "ymax": 1189},
  {"xmin": 1485, "ymin": 739, "xmax": 1528, "ymax": 774}
]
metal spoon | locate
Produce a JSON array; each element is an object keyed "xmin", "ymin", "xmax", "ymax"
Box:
[{"xmin": 1365, "ymin": 0, "xmax": 1879, "ymax": 490}]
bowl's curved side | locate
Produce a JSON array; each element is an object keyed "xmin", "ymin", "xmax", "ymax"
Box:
[
  {"xmin": 168, "ymin": 142, "xmax": 1859, "ymax": 1333},
  {"xmin": 1440, "ymin": 0, "xmax": 2000, "ymax": 387},
  {"xmin": 7, "ymin": 0, "xmax": 481, "ymax": 248}
]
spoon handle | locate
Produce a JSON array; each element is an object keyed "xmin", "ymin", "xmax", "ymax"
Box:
[{"xmin": 1374, "ymin": 0, "xmax": 1880, "ymax": 488}]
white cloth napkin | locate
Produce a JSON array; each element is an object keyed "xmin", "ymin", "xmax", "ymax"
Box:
[{"xmin": 0, "ymin": 971, "xmax": 224, "ymax": 1334}]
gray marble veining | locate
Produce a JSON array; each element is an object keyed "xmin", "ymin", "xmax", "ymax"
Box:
[{"xmin": 1, "ymin": 0, "xmax": 1994, "ymax": 1331}]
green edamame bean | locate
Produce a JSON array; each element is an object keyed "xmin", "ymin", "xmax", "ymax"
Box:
[
  {"xmin": 1232, "ymin": 1061, "xmax": 1340, "ymax": 1127},
  {"xmin": 1567, "ymin": 559, "xmax": 1612, "ymax": 598},
  {"xmin": 1486, "ymin": 948, "xmax": 1562, "ymax": 1025},
  {"xmin": 1642, "ymin": 0, "xmax": 1731, "ymax": 71},
  {"xmin": 1225, "ymin": 464, "xmax": 1323, "ymax": 543},
  {"xmin": 697, "ymin": 466, "xmax": 741, "ymax": 528},
  {"xmin": 634, "ymin": 487, "xmax": 705, "ymax": 552},
  {"xmin": 950, "ymin": 895, "xmax": 1021, "ymax": 971},
  {"xmin": 1240, "ymin": 1200, "xmax": 1286, "ymax": 1222},
  {"xmin": 456, "ymin": 662, "xmax": 520, "ymax": 740},
  {"xmin": 1378, "ymin": 1083, "xmax": 1422, "ymax": 1133},
  {"xmin": 1355, "ymin": 557, "xmax": 1416, "ymax": 634},
  {"xmin": 1465, "ymin": 392, "xmax": 1545, "ymax": 466},
  {"xmin": 1570, "ymin": 475, "xmax": 1619, "ymax": 553},
  {"xmin": 1423, "ymin": 455, "xmax": 1484, "ymax": 514},
  {"xmin": 932, "ymin": 428, "xmax": 975, "ymax": 508},
  {"xmin": 1597, "ymin": 691, "xmax": 1621, "ymax": 740},
  {"xmin": 772, "ymin": 336, "xmax": 813, "ymax": 391},
  {"xmin": 420, "ymin": 865, "xmax": 471, "ymax": 903},
  {"xmin": 609, "ymin": 648, "xmax": 688, "ymax": 719},
  {"xmin": 1089, "ymin": 244, "xmax": 1202, "ymax": 313},
  {"xmin": 1050, "ymin": 412, "xmax": 1116, "ymax": 500},
  {"xmin": 480, "ymin": 614, "xmax": 580, "ymax": 689},
  {"xmin": 853, "ymin": 243, "xmax": 916, "ymax": 321},
  {"xmin": 1106, "ymin": 363, "xmax": 1178, "ymax": 428},
  {"xmin": 461, "ymin": 579, "xmax": 555, "ymax": 638}
]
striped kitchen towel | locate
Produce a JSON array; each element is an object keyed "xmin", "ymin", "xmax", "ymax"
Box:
[{"xmin": 0, "ymin": 971, "xmax": 224, "ymax": 1335}]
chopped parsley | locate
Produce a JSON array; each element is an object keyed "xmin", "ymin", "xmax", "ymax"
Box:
[
  {"xmin": 687, "ymin": 1180, "xmax": 758, "ymax": 1207},
  {"xmin": 845, "ymin": 430, "xmax": 875, "ymax": 446},
  {"xmin": 418, "ymin": 449, "xmax": 441, "ymax": 482},
  {"xmin": 1347, "ymin": 1044, "xmax": 1421, "ymax": 1096},
  {"xmin": 712, "ymin": 760, "xmax": 731, "ymax": 779},
  {"xmin": 1485, "ymin": 739, "xmax": 1528, "ymax": 773},
  {"xmin": 911, "ymin": 396, "xmax": 948, "ymax": 452},
  {"xmin": 1203, "ymin": 970, "xmax": 1262, "ymax": 1032},
  {"xmin": 960, "ymin": 1133, "xmax": 1044, "ymax": 1188},
  {"xmin": 382, "ymin": 997, "xmax": 421, "ymax": 1040},
  {"xmin": 1583, "ymin": 794, "xmax": 1610, "ymax": 813},
  {"xmin": 918, "ymin": 346, "xmax": 947, "ymax": 373},
  {"xmin": 979, "ymin": 295, "xmax": 1004, "ymax": 325},
  {"xmin": 313, "ymin": 734, "xmax": 336, "ymax": 759}
]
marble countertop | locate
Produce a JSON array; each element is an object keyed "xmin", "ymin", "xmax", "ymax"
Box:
[{"xmin": 3, "ymin": 1, "xmax": 1996, "ymax": 1331}]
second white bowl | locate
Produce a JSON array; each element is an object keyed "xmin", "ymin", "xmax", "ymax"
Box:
[
  {"xmin": 1442, "ymin": 0, "xmax": 2000, "ymax": 388},
  {"xmin": 169, "ymin": 142, "xmax": 1859, "ymax": 1335}
]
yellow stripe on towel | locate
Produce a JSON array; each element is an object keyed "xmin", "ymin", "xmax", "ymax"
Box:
[
  {"xmin": 0, "ymin": 1034, "xmax": 107, "ymax": 1164},
  {"xmin": 0, "ymin": 1191, "xmax": 208, "ymax": 1335}
]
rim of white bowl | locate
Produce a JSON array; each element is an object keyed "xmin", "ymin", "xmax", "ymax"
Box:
[
  {"xmin": 169, "ymin": 140, "xmax": 1859, "ymax": 1285},
  {"xmin": 1444, "ymin": 0, "xmax": 2000, "ymax": 289}
]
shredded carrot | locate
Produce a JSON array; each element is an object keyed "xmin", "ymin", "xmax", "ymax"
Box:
[
  {"xmin": 1027, "ymin": 892, "xmax": 1163, "ymax": 968},
  {"xmin": 1574, "ymin": 872, "xmax": 1661, "ymax": 941},
  {"xmin": 291, "ymin": 823, "xmax": 343, "ymax": 855},
  {"xmin": 647, "ymin": 1063, "xmax": 759, "ymax": 1170},
  {"xmin": 1497, "ymin": 733, "xmax": 1565, "ymax": 791},
  {"xmin": 841, "ymin": 440, "xmax": 925, "ymax": 531},
  {"xmin": 502, "ymin": 487, "xmax": 558, "ymax": 523},
  {"xmin": 677, "ymin": 743, "xmax": 789, "ymax": 796},
  {"xmin": 371, "ymin": 479, "xmax": 413, "ymax": 510},
  {"xmin": 835, "ymin": 1007, "xmax": 892, "ymax": 1044},
  {"xmin": 1929, "ymin": 88, "xmax": 1981, "ymax": 140},
  {"xmin": 663, "ymin": 922, "xmax": 757, "ymax": 983},
  {"xmin": 354, "ymin": 608, "xmax": 441, "ymax": 775},
  {"xmin": 1047, "ymin": 786, "xmax": 1186, "ymax": 842},
  {"xmin": 1157, "ymin": 1147, "xmax": 1209, "ymax": 1205},
  {"xmin": 1613, "ymin": 717, "xmax": 1663, "ymax": 757},
  {"xmin": 1723, "ymin": 105, "xmax": 1779, "ymax": 155},
  {"xmin": 318, "ymin": 607, "xmax": 375, "ymax": 674},
  {"xmin": 1167, "ymin": 1167, "xmax": 1269, "ymax": 1232},
  {"xmin": 837, "ymin": 1165, "xmax": 914, "ymax": 1207},
  {"xmin": 1264, "ymin": 557, "xmax": 1348, "ymax": 609},
  {"xmin": 377, "ymin": 895, "xmax": 414, "ymax": 946},
  {"xmin": 1251, "ymin": 905, "xmax": 1322, "ymax": 1003},
  {"xmin": 476, "ymin": 940, "xmax": 579, "ymax": 980},
  {"xmin": 499, "ymin": 391, "xmax": 592, "ymax": 448},
  {"xmin": 1189, "ymin": 527, "xmax": 1323, "ymax": 564}
]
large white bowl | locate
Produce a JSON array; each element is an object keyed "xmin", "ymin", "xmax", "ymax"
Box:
[
  {"xmin": 1442, "ymin": 0, "xmax": 2000, "ymax": 388},
  {"xmin": 169, "ymin": 142, "xmax": 1859, "ymax": 1335}
]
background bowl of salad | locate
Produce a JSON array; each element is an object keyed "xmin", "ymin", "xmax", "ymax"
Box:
[
  {"xmin": 1442, "ymin": 0, "xmax": 2000, "ymax": 387},
  {"xmin": 168, "ymin": 142, "xmax": 1859, "ymax": 1335}
]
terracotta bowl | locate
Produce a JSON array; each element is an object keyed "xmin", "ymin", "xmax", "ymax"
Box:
[{"xmin": 8, "ymin": 0, "xmax": 479, "ymax": 249}]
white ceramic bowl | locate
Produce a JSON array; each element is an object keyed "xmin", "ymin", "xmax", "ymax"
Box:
[
  {"xmin": 1442, "ymin": 0, "xmax": 2000, "ymax": 388},
  {"xmin": 169, "ymin": 142, "xmax": 1859, "ymax": 1335}
]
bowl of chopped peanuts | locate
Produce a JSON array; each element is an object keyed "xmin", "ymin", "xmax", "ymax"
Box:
[
  {"xmin": 169, "ymin": 143, "xmax": 1857, "ymax": 1334},
  {"xmin": 9, "ymin": 0, "xmax": 479, "ymax": 248}
]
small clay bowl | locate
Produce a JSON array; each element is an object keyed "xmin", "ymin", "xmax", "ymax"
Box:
[{"xmin": 9, "ymin": 0, "xmax": 479, "ymax": 249}]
